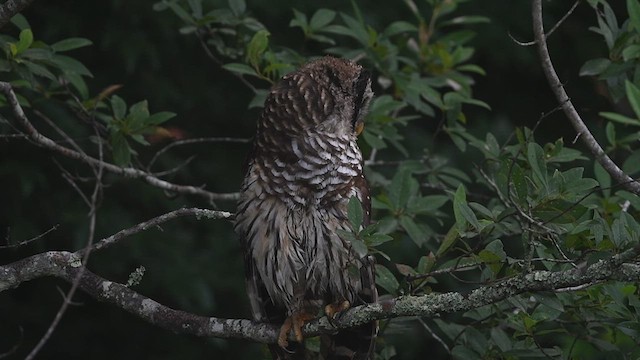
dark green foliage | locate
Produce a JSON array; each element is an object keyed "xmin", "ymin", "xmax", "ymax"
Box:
[{"xmin": 1, "ymin": 1, "xmax": 640, "ymax": 359}]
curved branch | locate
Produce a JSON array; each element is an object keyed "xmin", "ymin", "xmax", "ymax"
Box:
[
  {"xmin": 531, "ymin": 0, "xmax": 640, "ymax": 195},
  {"xmin": 92, "ymin": 207, "xmax": 233, "ymax": 252},
  {"xmin": 0, "ymin": 82, "xmax": 239, "ymax": 202},
  {"xmin": 2, "ymin": 245, "xmax": 639, "ymax": 344}
]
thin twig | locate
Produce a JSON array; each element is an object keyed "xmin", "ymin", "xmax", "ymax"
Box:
[
  {"xmin": 196, "ymin": 31, "xmax": 257, "ymax": 92},
  {"xmin": 0, "ymin": 225, "xmax": 59, "ymax": 249},
  {"xmin": 509, "ymin": 0, "xmax": 581, "ymax": 46},
  {"xmin": 0, "ymin": 326, "xmax": 23, "ymax": 359},
  {"xmin": 91, "ymin": 207, "xmax": 233, "ymax": 252},
  {"xmin": 25, "ymin": 125, "xmax": 105, "ymax": 360},
  {"xmin": 0, "ymin": 82, "xmax": 239, "ymax": 202},
  {"xmin": 147, "ymin": 137, "xmax": 250, "ymax": 171},
  {"xmin": 531, "ymin": 0, "xmax": 640, "ymax": 195}
]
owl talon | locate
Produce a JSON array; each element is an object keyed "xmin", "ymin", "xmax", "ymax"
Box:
[
  {"xmin": 278, "ymin": 311, "xmax": 316, "ymax": 348},
  {"xmin": 325, "ymin": 300, "xmax": 351, "ymax": 326}
]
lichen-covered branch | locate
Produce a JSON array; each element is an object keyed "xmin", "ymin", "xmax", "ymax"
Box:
[
  {"xmin": 2, "ymin": 245, "xmax": 639, "ymax": 344},
  {"xmin": 0, "ymin": 82, "xmax": 239, "ymax": 202},
  {"xmin": 531, "ymin": 0, "xmax": 640, "ymax": 195}
]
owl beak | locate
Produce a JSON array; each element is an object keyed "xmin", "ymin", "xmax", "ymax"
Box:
[{"xmin": 355, "ymin": 121, "xmax": 364, "ymax": 136}]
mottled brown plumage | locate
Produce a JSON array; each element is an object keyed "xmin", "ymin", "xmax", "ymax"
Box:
[{"xmin": 234, "ymin": 56, "xmax": 377, "ymax": 359}]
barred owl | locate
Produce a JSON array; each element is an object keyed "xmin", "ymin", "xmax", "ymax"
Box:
[{"xmin": 234, "ymin": 56, "xmax": 377, "ymax": 359}]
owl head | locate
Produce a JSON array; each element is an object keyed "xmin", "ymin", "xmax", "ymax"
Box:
[{"xmin": 260, "ymin": 56, "xmax": 373, "ymax": 140}]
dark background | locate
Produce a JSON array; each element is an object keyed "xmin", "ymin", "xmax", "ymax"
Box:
[{"xmin": 0, "ymin": 1, "xmax": 621, "ymax": 359}]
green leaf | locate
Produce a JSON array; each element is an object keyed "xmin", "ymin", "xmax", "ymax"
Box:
[
  {"xmin": 623, "ymin": 44, "xmax": 640, "ymax": 61},
  {"xmin": 441, "ymin": 15, "xmax": 490, "ymax": 26},
  {"xmin": 111, "ymin": 95, "xmax": 126, "ymax": 119},
  {"xmin": 24, "ymin": 61, "xmax": 55, "ymax": 80},
  {"xmin": 246, "ymin": 30, "xmax": 270, "ymax": 68},
  {"xmin": 15, "ymin": 28, "xmax": 33, "ymax": 55},
  {"xmin": 600, "ymin": 111, "xmax": 640, "ymax": 126},
  {"xmin": 289, "ymin": 9, "xmax": 308, "ymax": 30},
  {"xmin": 222, "ymin": 63, "xmax": 258, "ymax": 76},
  {"xmin": 146, "ymin": 111, "xmax": 176, "ymax": 125},
  {"xmin": 532, "ymin": 199, "xmax": 588, "ymax": 224},
  {"xmin": 350, "ymin": 238, "xmax": 368, "ymax": 258},
  {"xmin": 628, "ymin": 0, "xmax": 640, "ymax": 31},
  {"xmin": 395, "ymin": 263, "xmax": 417, "ymax": 277},
  {"xmin": 362, "ymin": 130, "xmax": 386, "ymax": 149},
  {"xmin": 579, "ymin": 58, "xmax": 610, "ymax": 76},
  {"xmin": 347, "ymin": 196, "xmax": 364, "ymax": 231},
  {"xmin": 64, "ymin": 72, "xmax": 89, "ymax": 100},
  {"xmin": 527, "ymin": 142, "xmax": 547, "ymax": 188},
  {"xmin": 382, "ymin": 21, "xmax": 417, "ymax": 37},
  {"xmin": 50, "ymin": 54, "xmax": 93, "ymax": 77},
  {"xmin": 399, "ymin": 215, "xmax": 427, "ymax": 246},
  {"xmin": 625, "ymin": 80, "xmax": 640, "ymax": 120},
  {"xmin": 375, "ymin": 264, "xmax": 399, "ymax": 295},
  {"xmin": 453, "ymin": 185, "xmax": 479, "ymax": 231},
  {"xmin": 111, "ymin": 132, "xmax": 131, "ymax": 166},
  {"xmin": 605, "ymin": 121, "xmax": 616, "ymax": 146},
  {"xmin": 594, "ymin": 162, "xmax": 611, "ymax": 197},
  {"xmin": 623, "ymin": 150, "xmax": 640, "ymax": 175},
  {"xmin": 436, "ymin": 225, "xmax": 459, "ymax": 257},
  {"xmin": 10, "ymin": 13, "xmax": 29, "ymax": 30},
  {"xmin": 228, "ymin": 0, "xmax": 246, "ymax": 16},
  {"xmin": 339, "ymin": 13, "xmax": 369, "ymax": 45},
  {"xmin": 248, "ymin": 89, "xmax": 269, "ymax": 109},
  {"xmin": 130, "ymin": 134, "xmax": 150, "ymax": 146},
  {"xmin": 388, "ymin": 170, "xmax": 413, "ymax": 210},
  {"xmin": 478, "ymin": 240, "xmax": 506, "ymax": 275},
  {"xmin": 51, "ymin": 38, "xmax": 93, "ymax": 52},
  {"xmin": 408, "ymin": 195, "xmax": 449, "ymax": 214},
  {"xmin": 365, "ymin": 233, "xmax": 393, "ymax": 247},
  {"xmin": 309, "ymin": 9, "xmax": 336, "ymax": 30},
  {"xmin": 129, "ymin": 101, "xmax": 150, "ymax": 117}
]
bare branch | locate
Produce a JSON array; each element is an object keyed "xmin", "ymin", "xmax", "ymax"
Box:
[
  {"xmin": 25, "ymin": 127, "xmax": 105, "ymax": 360},
  {"xmin": 92, "ymin": 207, "xmax": 233, "ymax": 252},
  {"xmin": 0, "ymin": 0, "xmax": 35, "ymax": 29},
  {"xmin": 147, "ymin": 137, "xmax": 250, "ymax": 172},
  {"xmin": 531, "ymin": 0, "xmax": 640, "ymax": 195},
  {"xmin": 1, "ymin": 224, "xmax": 59, "ymax": 249},
  {"xmin": 0, "ymin": 82, "xmax": 239, "ymax": 202}
]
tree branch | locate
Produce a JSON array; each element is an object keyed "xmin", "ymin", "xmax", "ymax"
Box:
[
  {"xmin": 2, "ymin": 244, "xmax": 638, "ymax": 344},
  {"xmin": 531, "ymin": 0, "xmax": 640, "ymax": 195},
  {"xmin": 0, "ymin": 0, "xmax": 35, "ymax": 29},
  {"xmin": 0, "ymin": 82, "xmax": 239, "ymax": 202}
]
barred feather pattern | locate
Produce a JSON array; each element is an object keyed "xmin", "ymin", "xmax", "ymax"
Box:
[{"xmin": 234, "ymin": 57, "xmax": 377, "ymax": 359}]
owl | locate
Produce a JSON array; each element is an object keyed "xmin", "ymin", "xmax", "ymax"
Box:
[{"xmin": 234, "ymin": 56, "xmax": 377, "ymax": 359}]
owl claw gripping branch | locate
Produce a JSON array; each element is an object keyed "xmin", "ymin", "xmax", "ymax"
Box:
[{"xmin": 235, "ymin": 56, "xmax": 378, "ymax": 360}]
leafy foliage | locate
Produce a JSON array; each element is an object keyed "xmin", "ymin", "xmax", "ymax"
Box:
[{"xmin": 1, "ymin": 0, "xmax": 639, "ymax": 359}]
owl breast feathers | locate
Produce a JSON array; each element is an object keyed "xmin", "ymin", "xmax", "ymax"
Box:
[{"xmin": 234, "ymin": 56, "xmax": 377, "ymax": 359}]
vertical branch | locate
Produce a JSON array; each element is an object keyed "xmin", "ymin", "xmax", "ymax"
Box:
[
  {"xmin": 24, "ymin": 127, "xmax": 105, "ymax": 360},
  {"xmin": 531, "ymin": 0, "xmax": 640, "ymax": 195}
]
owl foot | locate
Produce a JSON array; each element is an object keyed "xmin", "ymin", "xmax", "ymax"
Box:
[
  {"xmin": 277, "ymin": 311, "xmax": 316, "ymax": 348},
  {"xmin": 324, "ymin": 300, "xmax": 351, "ymax": 326}
]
